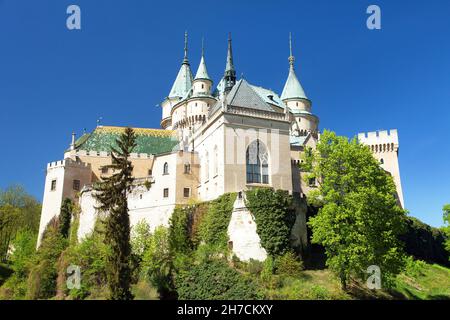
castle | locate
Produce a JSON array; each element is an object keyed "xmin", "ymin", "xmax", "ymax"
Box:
[{"xmin": 37, "ymin": 33, "xmax": 404, "ymax": 261}]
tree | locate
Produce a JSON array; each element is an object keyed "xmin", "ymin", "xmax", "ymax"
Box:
[
  {"xmin": 443, "ymin": 204, "xmax": 450, "ymax": 260},
  {"xmin": 59, "ymin": 198, "xmax": 73, "ymax": 239},
  {"xmin": 93, "ymin": 127, "xmax": 136, "ymax": 300},
  {"xmin": 303, "ymin": 130, "xmax": 406, "ymax": 289}
]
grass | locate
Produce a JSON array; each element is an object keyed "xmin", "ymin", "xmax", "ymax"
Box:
[
  {"xmin": 394, "ymin": 263, "xmax": 450, "ymax": 300},
  {"xmin": 256, "ymin": 260, "xmax": 450, "ymax": 300}
]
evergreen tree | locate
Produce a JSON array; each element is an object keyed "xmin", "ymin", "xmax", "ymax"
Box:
[
  {"xmin": 93, "ymin": 127, "xmax": 136, "ymax": 300},
  {"xmin": 302, "ymin": 130, "xmax": 407, "ymax": 289},
  {"xmin": 59, "ymin": 198, "xmax": 73, "ymax": 239}
]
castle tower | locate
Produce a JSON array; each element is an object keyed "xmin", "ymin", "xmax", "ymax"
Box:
[
  {"xmin": 186, "ymin": 40, "xmax": 216, "ymax": 131},
  {"xmin": 281, "ymin": 33, "xmax": 319, "ymax": 137},
  {"xmin": 160, "ymin": 32, "xmax": 193, "ymax": 130},
  {"xmin": 224, "ymin": 33, "xmax": 237, "ymax": 94},
  {"xmin": 357, "ymin": 129, "xmax": 404, "ymax": 208}
]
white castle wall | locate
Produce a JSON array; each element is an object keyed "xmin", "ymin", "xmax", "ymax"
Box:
[
  {"xmin": 358, "ymin": 129, "xmax": 404, "ymax": 207},
  {"xmin": 78, "ymin": 185, "xmax": 176, "ymax": 241},
  {"xmin": 227, "ymin": 195, "xmax": 267, "ymax": 262}
]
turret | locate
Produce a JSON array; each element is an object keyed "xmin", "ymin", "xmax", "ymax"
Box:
[
  {"xmin": 281, "ymin": 33, "xmax": 318, "ymax": 137},
  {"xmin": 192, "ymin": 39, "xmax": 213, "ymax": 96},
  {"xmin": 161, "ymin": 32, "xmax": 194, "ymax": 129},
  {"xmin": 224, "ymin": 33, "xmax": 236, "ymax": 94}
]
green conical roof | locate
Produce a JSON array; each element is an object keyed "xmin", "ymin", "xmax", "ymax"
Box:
[
  {"xmin": 194, "ymin": 55, "xmax": 211, "ymax": 81},
  {"xmin": 280, "ymin": 65, "xmax": 307, "ymax": 100},
  {"xmin": 281, "ymin": 33, "xmax": 308, "ymax": 101},
  {"xmin": 168, "ymin": 32, "xmax": 193, "ymax": 98}
]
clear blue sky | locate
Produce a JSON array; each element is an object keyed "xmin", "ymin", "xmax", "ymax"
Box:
[{"xmin": 0, "ymin": 0, "xmax": 449, "ymax": 227}]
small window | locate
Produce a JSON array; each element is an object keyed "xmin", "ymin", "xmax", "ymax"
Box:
[
  {"xmin": 148, "ymin": 169, "xmax": 152, "ymax": 176},
  {"xmin": 308, "ymin": 177, "xmax": 316, "ymax": 187},
  {"xmin": 163, "ymin": 162, "xmax": 169, "ymax": 175},
  {"xmin": 201, "ymin": 84, "xmax": 204, "ymax": 89},
  {"xmin": 73, "ymin": 180, "xmax": 80, "ymax": 191},
  {"xmin": 184, "ymin": 163, "xmax": 191, "ymax": 174},
  {"xmin": 101, "ymin": 167, "xmax": 108, "ymax": 174},
  {"xmin": 163, "ymin": 188, "xmax": 169, "ymax": 198},
  {"xmin": 50, "ymin": 179, "xmax": 57, "ymax": 191},
  {"xmin": 380, "ymin": 158, "xmax": 384, "ymax": 164},
  {"xmin": 183, "ymin": 188, "xmax": 190, "ymax": 198}
]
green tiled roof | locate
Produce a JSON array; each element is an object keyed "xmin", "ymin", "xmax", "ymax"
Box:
[{"xmin": 73, "ymin": 126, "xmax": 179, "ymax": 155}]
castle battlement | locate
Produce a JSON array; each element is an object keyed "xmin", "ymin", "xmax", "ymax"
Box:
[
  {"xmin": 358, "ymin": 129, "xmax": 399, "ymax": 153},
  {"xmin": 72, "ymin": 149, "xmax": 153, "ymax": 159},
  {"xmin": 46, "ymin": 158, "xmax": 91, "ymax": 169},
  {"xmin": 358, "ymin": 129, "xmax": 398, "ymax": 145}
]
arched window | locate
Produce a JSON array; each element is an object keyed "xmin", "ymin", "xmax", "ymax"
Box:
[
  {"xmin": 213, "ymin": 146, "xmax": 218, "ymax": 176},
  {"xmin": 163, "ymin": 162, "xmax": 169, "ymax": 175},
  {"xmin": 246, "ymin": 140, "xmax": 269, "ymax": 184},
  {"xmin": 204, "ymin": 151, "xmax": 209, "ymax": 181},
  {"xmin": 380, "ymin": 158, "xmax": 384, "ymax": 164}
]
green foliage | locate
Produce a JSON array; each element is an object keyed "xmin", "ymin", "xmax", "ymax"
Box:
[
  {"xmin": 245, "ymin": 188, "xmax": 295, "ymax": 256},
  {"xmin": 198, "ymin": 193, "xmax": 236, "ymax": 248},
  {"xmin": 131, "ymin": 220, "xmax": 152, "ymax": 257},
  {"xmin": 0, "ymin": 185, "xmax": 41, "ymax": 261},
  {"xmin": 443, "ymin": 204, "xmax": 450, "ymax": 260},
  {"xmin": 404, "ymin": 256, "xmax": 427, "ymax": 278},
  {"xmin": 93, "ymin": 127, "xmax": 136, "ymax": 300},
  {"xmin": 65, "ymin": 228, "xmax": 110, "ymax": 299},
  {"xmin": 400, "ymin": 216, "xmax": 449, "ymax": 266},
  {"xmin": 140, "ymin": 226, "xmax": 173, "ymax": 298},
  {"xmin": 175, "ymin": 259, "xmax": 261, "ymax": 300},
  {"xmin": 26, "ymin": 218, "xmax": 68, "ymax": 299},
  {"xmin": 305, "ymin": 130, "xmax": 407, "ymax": 289},
  {"xmin": 59, "ymin": 198, "xmax": 73, "ymax": 239},
  {"xmin": 59, "ymin": 199, "xmax": 73, "ymax": 237},
  {"xmin": 274, "ymin": 251, "xmax": 304, "ymax": 277},
  {"xmin": 169, "ymin": 206, "xmax": 193, "ymax": 254}
]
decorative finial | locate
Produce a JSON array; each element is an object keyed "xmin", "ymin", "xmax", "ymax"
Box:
[
  {"xmin": 201, "ymin": 37, "xmax": 204, "ymax": 56},
  {"xmin": 70, "ymin": 132, "xmax": 76, "ymax": 150},
  {"xmin": 288, "ymin": 32, "xmax": 295, "ymax": 69},
  {"xmin": 184, "ymin": 31, "xmax": 188, "ymax": 57}
]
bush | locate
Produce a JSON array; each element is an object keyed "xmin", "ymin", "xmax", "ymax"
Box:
[
  {"xmin": 246, "ymin": 259, "xmax": 264, "ymax": 275},
  {"xmin": 26, "ymin": 218, "xmax": 67, "ymax": 299},
  {"xmin": 198, "ymin": 193, "xmax": 236, "ymax": 248},
  {"xmin": 275, "ymin": 251, "xmax": 304, "ymax": 277},
  {"xmin": 404, "ymin": 256, "xmax": 427, "ymax": 278},
  {"xmin": 245, "ymin": 188, "xmax": 295, "ymax": 256},
  {"xmin": 175, "ymin": 259, "xmax": 261, "ymax": 300}
]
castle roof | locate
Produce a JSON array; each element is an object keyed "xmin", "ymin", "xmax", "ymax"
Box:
[
  {"xmin": 194, "ymin": 55, "xmax": 211, "ymax": 81},
  {"xmin": 281, "ymin": 33, "xmax": 308, "ymax": 101},
  {"xmin": 72, "ymin": 126, "xmax": 179, "ymax": 155},
  {"xmin": 280, "ymin": 65, "xmax": 308, "ymax": 101},
  {"xmin": 168, "ymin": 32, "xmax": 193, "ymax": 98}
]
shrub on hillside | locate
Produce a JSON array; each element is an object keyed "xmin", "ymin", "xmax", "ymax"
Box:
[
  {"xmin": 275, "ymin": 251, "xmax": 304, "ymax": 277},
  {"xmin": 175, "ymin": 259, "xmax": 261, "ymax": 300}
]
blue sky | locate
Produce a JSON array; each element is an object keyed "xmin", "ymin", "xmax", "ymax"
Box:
[{"xmin": 0, "ymin": 0, "xmax": 449, "ymax": 227}]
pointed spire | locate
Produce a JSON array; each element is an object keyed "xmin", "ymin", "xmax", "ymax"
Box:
[
  {"xmin": 169, "ymin": 31, "xmax": 193, "ymax": 98},
  {"xmin": 194, "ymin": 37, "xmax": 211, "ymax": 81},
  {"xmin": 281, "ymin": 33, "xmax": 308, "ymax": 101},
  {"xmin": 183, "ymin": 30, "xmax": 189, "ymax": 64},
  {"xmin": 70, "ymin": 132, "xmax": 76, "ymax": 150},
  {"xmin": 224, "ymin": 33, "xmax": 236, "ymax": 93},
  {"xmin": 288, "ymin": 32, "xmax": 295, "ymax": 69}
]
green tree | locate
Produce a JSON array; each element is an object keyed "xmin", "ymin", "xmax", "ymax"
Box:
[
  {"xmin": 304, "ymin": 130, "xmax": 406, "ymax": 289},
  {"xmin": 443, "ymin": 204, "xmax": 450, "ymax": 260},
  {"xmin": 59, "ymin": 198, "xmax": 73, "ymax": 239},
  {"xmin": 93, "ymin": 127, "xmax": 136, "ymax": 300}
]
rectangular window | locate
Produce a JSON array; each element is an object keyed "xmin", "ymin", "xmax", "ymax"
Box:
[
  {"xmin": 163, "ymin": 188, "xmax": 169, "ymax": 198},
  {"xmin": 101, "ymin": 167, "xmax": 108, "ymax": 174},
  {"xmin": 308, "ymin": 177, "xmax": 316, "ymax": 187},
  {"xmin": 184, "ymin": 163, "xmax": 191, "ymax": 174},
  {"xmin": 73, "ymin": 180, "xmax": 80, "ymax": 191},
  {"xmin": 50, "ymin": 179, "xmax": 57, "ymax": 191},
  {"xmin": 148, "ymin": 169, "xmax": 152, "ymax": 176},
  {"xmin": 183, "ymin": 188, "xmax": 190, "ymax": 198}
]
